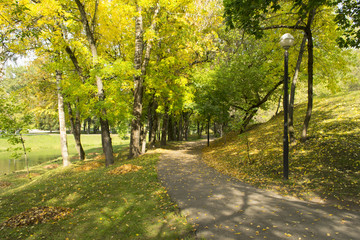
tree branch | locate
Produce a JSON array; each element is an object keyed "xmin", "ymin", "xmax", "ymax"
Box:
[{"xmin": 261, "ymin": 25, "xmax": 306, "ymax": 31}]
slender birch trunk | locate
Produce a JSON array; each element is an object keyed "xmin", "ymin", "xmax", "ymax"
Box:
[
  {"xmin": 129, "ymin": 4, "xmax": 144, "ymax": 158},
  {"xmin": 56, "ymin": 70, "xmax": 70, "ymax": 167},
  {"xmin": 129, "ymin": 3, "xmax": 160, "ymax": 159}
]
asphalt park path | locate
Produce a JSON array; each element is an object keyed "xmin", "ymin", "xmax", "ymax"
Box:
[{"xmin": 157, "ymin": 140, "xmax": 360, "ymax": 240}]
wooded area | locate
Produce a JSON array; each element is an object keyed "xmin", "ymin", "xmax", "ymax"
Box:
[{"xmin": 1, "ymin": 0, "xmax": 359, "ymax": 167}]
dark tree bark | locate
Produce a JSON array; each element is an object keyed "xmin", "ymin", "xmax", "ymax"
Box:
[
  {"xmin": 149, "ymin": 100, "xmax": 158, "ymax": 147},
  {"xmin": 161, "ymin": 106, "xmax": 169, "ymax": 146},
  {"xmin": 289, "ymin": 34, "xmax": 307, "ymax": 143},
  {"xmin": 75, "ymin": 0, "xmax": 114, "ymax": 166},
  {"xmin": 168, "ymin": 115, "xmax": 175, "ymax": 141},
  {"xmin": 301, "ymin": 9, "xmax": 316, "ymax": 142},
  {"xmin": 178, "ymin": 114, "xmax": 183, "ymax": 141},
  {"xmin": 213, "ymin": 122, "xmax": 217, "ymax": 137},
  {"xmin": 83, "ymin": 120, "xmax": 86, "ymax": 132},
  {"xmin": 67, "ymin": 103, "xmax": 85, "ymax": 160},
  {"xmin": 197, "ymin": 121, "xmax": 203, "ymax": 139},
  {"xmin": 232, "ymin": 79, "xmax": 283, "ymax": 132},
  {"xmin": 148, "ymin": 96, "xmax": 158, "ymax": 148},
  {"xmin": 87, "ymin": 117, "xmax": 91, "ymax": 134},
  {"xmin": 207, "ymin": 116, "xmax": 210, "ymax": 147},
  {"xmin": 183, "ymin": 111, "xmax": 191, "ymax": 141}
]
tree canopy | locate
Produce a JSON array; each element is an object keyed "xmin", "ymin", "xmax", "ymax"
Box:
[{"xmin": 0, "ymin": 0, "xmax": 358, "ymax": 164}]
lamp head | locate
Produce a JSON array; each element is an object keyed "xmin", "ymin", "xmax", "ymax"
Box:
[{"xmin": 280, "ymin": 33, "xmax": 295, "ymax": 50}]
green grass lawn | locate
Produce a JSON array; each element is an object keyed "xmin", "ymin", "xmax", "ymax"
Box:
[
  {"xmin": 0, "ymin": 143, "xmax": 194, "ymax": 239},
  {"xmin": 0, "ymin": 134, "xmax": 127, "ymax": 174},
  {"xmin": 203, "ymin": 90, "xmax": 360, "ymax": 210}
]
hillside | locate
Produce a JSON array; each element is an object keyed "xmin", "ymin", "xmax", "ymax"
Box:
[{"xmin": 202, "ymin": 90, "xmax": 360, "ymax": 210}]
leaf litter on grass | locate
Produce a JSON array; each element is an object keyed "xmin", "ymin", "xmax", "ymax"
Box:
[
  {"xmin": 108, "ymin": 164, "xmax": 143, "ymax": 175},
  {"xmin": 73, "ymin": 161, "xmax": 104, "ymax": 172},
  {"xmin": 1, "ymin": 206, "xmax": 73, "ymax": 229},
  {"xmin": 0, "ymin": 181, "xmax": 11, "ymax": 188},
  {"xmin": 203, "ymin": 91, "xmax": 360, "ymax": 210}
]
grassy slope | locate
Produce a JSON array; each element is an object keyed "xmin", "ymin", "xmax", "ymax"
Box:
[
  {"xmin": 203, "ymin": 91, "xmax": 360, "ymax": 210},
  {"xmin": 0, "ymin": 147, "xmax": 193, "ymax": 239}
]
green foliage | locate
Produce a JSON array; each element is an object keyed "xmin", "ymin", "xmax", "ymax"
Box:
[
  {"xmin": 0, "ymin": 87, "xmax": 32, "ymax": 160},
  {"xmin": 223, "ymin": 0, "xmax": 280, "ymax": 36},
  {"xmin": 335, "ymin": 0, "xmax": 360, "ymax": 48},
  {"xmin": 192, "ymin": 29, "xmax": 284, "ymax": 131}
]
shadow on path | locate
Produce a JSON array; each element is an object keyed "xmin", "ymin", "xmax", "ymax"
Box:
[{"xmin": 157, "ymin": 140, "xmax": 360, "ymax": 240}]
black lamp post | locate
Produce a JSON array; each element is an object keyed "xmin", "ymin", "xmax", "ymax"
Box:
[{"xmin": 280, "ymin": 33, "xmax": 294, "ymax": 180}]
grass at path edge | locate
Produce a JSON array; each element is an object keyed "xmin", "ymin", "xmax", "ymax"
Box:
[
  {"xmin": 202, "ymin": 91, "xmax": 360, "ymax": 211},
  {"xmin": 0, "ymin": 148, "xmax": 194, "ymax": 239}
]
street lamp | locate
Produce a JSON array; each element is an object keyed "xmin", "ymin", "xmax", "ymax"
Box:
[{"xmin": 280, "ymin": 33, "xmax": 294, "ymax": 180}]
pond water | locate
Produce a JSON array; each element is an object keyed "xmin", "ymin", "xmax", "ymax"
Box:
[
  {"xmin": 0, "ymin": 134, "xmax": 123, "ymax": 174},
  {"xmin": 0, "ymin": 153, "xmax": 62, "ymax": 174},
  {"xmin": 0, "ymin": 134, "xmax": 77, "ymax": 174}
]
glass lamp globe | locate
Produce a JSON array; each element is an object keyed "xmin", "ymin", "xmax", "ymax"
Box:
[{"xmin": 280, "ymin": 33, "xmax": 295, "ymax": 50}]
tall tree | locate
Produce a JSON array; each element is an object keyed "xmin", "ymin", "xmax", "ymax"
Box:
[
  {"xmin": 129, "ymin": 2, "xmax": 160, "ymax": 159},
  {"xmin": 74, "ymin": 0, "xmax": 114, "ymax": 166},
  {"xmin": 223, "ymin": 0, "xmax": 334, "ymax": 141}
]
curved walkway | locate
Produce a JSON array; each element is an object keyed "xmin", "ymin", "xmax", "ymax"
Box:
[{"xmin": 157, "ymin": 140, "xmax": 360, "ymax": 240}]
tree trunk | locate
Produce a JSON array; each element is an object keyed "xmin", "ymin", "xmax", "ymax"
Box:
[
  {"xmin": 240, "ymin": 109, "xmax": 258, "ymax": 133},
  {"xmin": 148, "ymin": 98, "xmax": 154, "ymax": 146},
  {"xmin": 275, "ymin": 95, "xmax": 282, "ymax": 115},
  {"xmin": 207, "ymin": 116, "xmax": 210, "ymax": 147},
  {"xmin": 161, "ymin": 107, "xmax": 169, "ymax": 146},
  {"xmin": 83, "ymin": 120, "xmax": 86, "ymax": 133},
  {"xmin": 140, "ymin": 125, "xmax": 147, "ymax": 154},
  {"xmin": 129, "ymin": 5, "xmax": 144, "ymax": 159},
  {"xmin": 99, "ymin": 116, "xmax": 114, "ymax": 166},
  {"xmin": 157, "ymin": 120, "xmax": 161, "ymax": 143},
  {"xmin": 87, "ymin": 118, "xmax": 91, "ymax": 134},
  {"xmin": 168, "ymin": 115, "xmax": 175, "ymax": 141},
  {"xmin": 214, "ymin": 122, "xmax": 217, "ymax": 137},
  {"xmin": 75, "ymin": 0, "xmax": 114, "ymax": 165},
  {"xmin": 179, "ymin": 114, "xmax": 183, "ymax": 141},
  {"xmin": 129, "ymin": 3, "xmax": 160, "ymax": 158},
  {"xmin": 19, "ymin": 133, "xmax": 30, "ymax": 177},
  {"xmin": 197, "ymin": 121, "xmax": 202, "ymax": 139},
  {"xmin": 149, "ymin": 99, "xmax": 158, "ymax": 147},
  {"xmin": 56, "ymin": 70, "xmax": 70, "ymax": 167},
  {"xmin": 183, "ymin": 112, "xmax": 190, "ymax": 141},
  {"xmin": 67, "ymin": 103, "xmax": 85, "ymax": 160},
  {"xmin": 301, "ymin": 9, "xmax": 316, "ymax": 142},
  {"xmin": 289, "ymin": 34, "xmax": 307, "ymax": 143}
]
